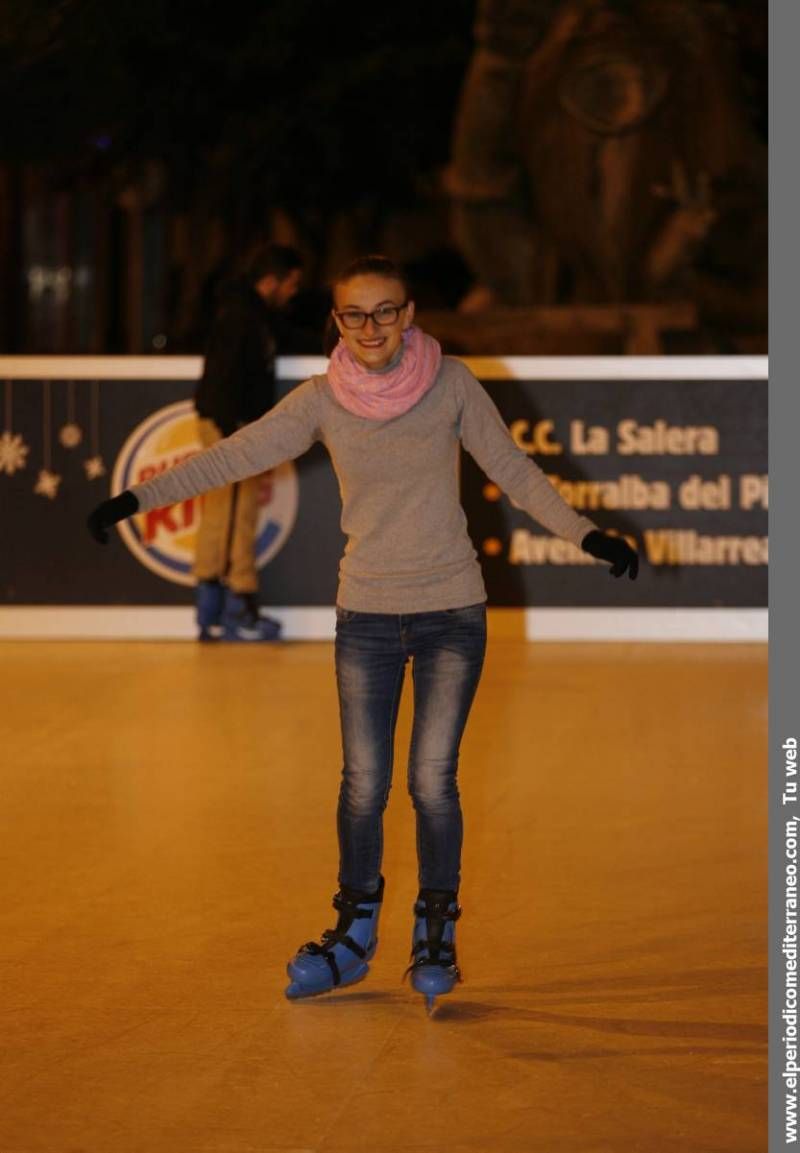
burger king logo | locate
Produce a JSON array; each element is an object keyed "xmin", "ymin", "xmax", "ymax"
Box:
[{"xmin": 112, "ymin": 401, "xmax": 298, "ymax": 586}]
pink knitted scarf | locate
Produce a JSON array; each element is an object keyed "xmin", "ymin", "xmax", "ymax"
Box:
[{"xmin": 327, "ymin": 326, "xmax": 442, "ymax": 421}]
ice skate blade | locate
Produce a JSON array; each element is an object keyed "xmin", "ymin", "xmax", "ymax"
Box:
[
  {"xmin": 284, "ymin": 968, "xmax": 369, "ymax": 1001},
  {"xmin": 425, "ymin": 995, "xmax": 437, "ymax": 1016}
]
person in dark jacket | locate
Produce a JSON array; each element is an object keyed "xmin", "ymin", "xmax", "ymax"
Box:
[{"xmin": 194, "ymin": 243, "xmax": 303, "ymax": 641}]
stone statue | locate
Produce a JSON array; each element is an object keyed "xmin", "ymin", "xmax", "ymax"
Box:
[{"xmin": 447, "ymin": 0, "xmax": 766, "ymax": 343}]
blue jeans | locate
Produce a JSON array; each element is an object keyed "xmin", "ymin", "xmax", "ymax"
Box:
[{"xmin": 334, "ymin": 602, "xmax": 487, "ymax": 895}]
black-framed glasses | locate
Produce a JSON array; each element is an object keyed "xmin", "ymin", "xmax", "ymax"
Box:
[{"xmin": 334, "ymin": 302, "xmax": 408, "ymax": 330}]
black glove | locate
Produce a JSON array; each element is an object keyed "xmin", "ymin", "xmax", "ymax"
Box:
[
  {"xmin": 581, "ymin": 529, "xmax": 639, "ymax": 579},
  {"xmin": 87, "ymin": 490, "xmax": 140, "ymax": 544}
]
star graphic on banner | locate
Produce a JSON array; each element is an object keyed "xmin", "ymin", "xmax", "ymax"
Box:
[
  {"xmin": 83, "ymin": 455, "xmax": 107, "ymax": 479},
  {"xmin": 0, "ymin": 430, "xmax": 30, "ymax": 476},
  {"xmin": 34, "ymin": 469, "xmax": 62, "ymax": 499}
]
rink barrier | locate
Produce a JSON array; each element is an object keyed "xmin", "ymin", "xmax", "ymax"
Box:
[{"xmin": 0, "ymin": 355, "xmax": 768, "ymax": 642}]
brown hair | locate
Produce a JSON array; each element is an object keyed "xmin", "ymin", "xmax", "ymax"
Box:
[{"xmin": 331, "ymin": 254, "xmax": 410, "ymax": 302}]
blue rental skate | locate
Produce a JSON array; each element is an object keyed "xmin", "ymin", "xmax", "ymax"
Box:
[
  {"xmin": 403, "ymin": 889, "xmax": 463, "ymax": 1015},
  {"xmin": 285, "ymin": 877, "xmax": 384, "ymax": 1000},
  {"xmin": 221, "ymin": 591, "xmax": 282, "ymax": 642},
  {"xmin": 196, "ymin": 579, "xmax": 225, "ymax": 641}
]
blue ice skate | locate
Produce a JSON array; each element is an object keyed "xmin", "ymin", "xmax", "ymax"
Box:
[
  {"xmin": 403, "ymin": 889, "xmax": 463, "ymax": 1015},
  {"xmin": 221, "ymin": 591, "xmax": 282, "ymax": 642},
  {"xmin": 285, "ymin": 877, "xmax": 384, "ymax": 1000},
  {"xmin": 196, "ymin": 579, "xmax": 225, "ymax": 641}
]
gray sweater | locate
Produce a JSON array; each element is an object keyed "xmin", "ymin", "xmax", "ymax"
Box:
[{"xmin": 130, "ymin": 357, "xmax": 597, "ymax": 612}]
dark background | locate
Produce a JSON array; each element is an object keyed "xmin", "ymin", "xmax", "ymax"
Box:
[{"xmin": 0, "ymin": 0, "xmax": 768, "ymax": 357}]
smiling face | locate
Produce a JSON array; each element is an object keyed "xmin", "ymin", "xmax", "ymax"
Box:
[{"xmin": 332, "ymin": 274, "xmax": 415, "ymax": 370}]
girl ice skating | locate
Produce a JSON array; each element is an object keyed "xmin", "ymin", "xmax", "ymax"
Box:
[{"xmin": 88, "ymin": 255, "xmax": 638, "ymax": 1013}]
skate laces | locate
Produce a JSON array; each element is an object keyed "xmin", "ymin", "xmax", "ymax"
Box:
[
  {"xmin": 403, "ymin": 898, "xmax": 462, "ymax": 980},
  {"xmin": 299, "ymin": 892, "xmax": 376, "ymax": 961}
]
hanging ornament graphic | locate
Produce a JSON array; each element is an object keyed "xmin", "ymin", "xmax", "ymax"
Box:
[
  {"xmin": 84, "ymin": 456, "xmax": 106, "ymax": 479},
  {"xmin": 35, "ymin": 380, "xmax": 62, "ymax": 499},
  {"xmin": 83, "ymin": 379, "xmax": 106, "ymax": 480},
  {"xmin": 1, "ymin": 380, "xmax": 30, "ymax": 476},
  {"xmin": 59, "ymin": 424, "xmax": 82, "ymax": 448},
  {"xmin": 0, "ymin": 431, "xmax": 29, "ymax": 476},
  {"xmin": 59, "ymin": 379, "xmax": 83, "ymax": 448},
  {"xmin": 34, "ymin": 469, "xmax": 62, "ymax": 498}
]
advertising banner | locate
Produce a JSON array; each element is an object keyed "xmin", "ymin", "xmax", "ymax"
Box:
[
  {"xmin": 0, "ymin": 375, "xmax": 344, "ymax": 606},
  {"xmin": 0, "ymin": 364, "xmax": 766, "ymax": 610},
  {"xmin": 463, "ymin": 376, "xmax": 767, "ymax": 607}
]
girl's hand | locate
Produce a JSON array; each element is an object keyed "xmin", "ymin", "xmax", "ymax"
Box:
[
  {"xmin": 87, "ymin": 491, "xmax": 140, "ymax": 544},
  {"xmin": 581, "ymin": 530, "xmax": 639, "ymax": 579}
]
